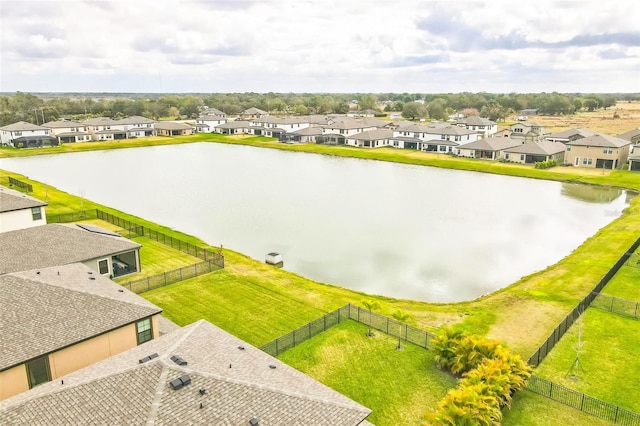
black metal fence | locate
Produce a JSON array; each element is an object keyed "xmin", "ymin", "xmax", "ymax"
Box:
[
  {"xmin": 120, "ymin": 260, "xmax": 217, "ymax": 294},
  {"xmin": 47, "ymin": 209, "xmax": 98, "ymax": 223},
  {"xmin": 260, "ymin": 305, "xmax": 349, "ymax": 357},
  {"xmin": 259, "ymin": 304, "xmax": 437, "ymax": 357},
  {"xmin": 528, "ymin": 237, "xmax": 640, "ymax": 366},
  {"xmin": 526, "ymin": 376, "xmax": 640, "ymax": 425},
  {"xmin": 347, "ymin": 304, "xmax": 437, "ymax": 350},
  {"xmin": 590, "ymin": 292, "xmax": 640, "ymax": 319},
  {"xmin": 8, "ymin": 176, "xmax": 33, "ymax": 192},
  {"xmin": 96, "ymin": 209, "xmax": 224, "ymax": 269}
]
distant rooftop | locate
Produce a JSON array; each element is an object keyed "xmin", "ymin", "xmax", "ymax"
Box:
[{"xmin": 0, "ymin": 185, "xmax": 47, "ymax": 213}]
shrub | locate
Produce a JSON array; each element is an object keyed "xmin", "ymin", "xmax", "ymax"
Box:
[{"xmin": 534, "ymin": 159, "xmax": 559, "ymax": 169}]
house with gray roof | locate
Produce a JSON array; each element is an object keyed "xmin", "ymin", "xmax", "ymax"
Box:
[
  {"xmin": 0, "ymin": 121, "xmax": 57, "ymax": 148},
  {"xmin": 195, "ymin": 115, "xmax": 227, "ymax": 133},
  {"xmin": 510, "ymin": 121, "xmax": 546, "ymax": 142},
  {"xmin": 319, "ymin": 117, "xmax": 382, "ymax": 144},
  {"xmin": 41, "ymin": 120, "xmax": 91, "ymax": 143},
  {"xmin": 544, "ymin": 128, "xmax": 597, "ymax": 144},
  {"xmin": 284, "ymin": 125, "xmax": 324, "ymax": 143},
  {"xmin": 456, "ymin": 116, "xmax": 498, "ymax": 137},
  {"xmin": 154, "ymin": 121, "xmax": 194, "ymax": 136},
  {"xmin": 457, "ymin": 137, "xmax": 523, "ymax": 160},
  {"xmin": 564, "ymin": 134, "xmax": 632, "ymax": 169},
  {"xmin": 503, "ymin": 141, "xmax": 566, "ymax": 164},
  {"xmin": 82, "ymin": 117, "xmax": 127, "ymax": 140},
  {"xmin": 0, "ymin": 319, "xmax": 371, "ymax": 424},
  {"xmin": 390, "ymin": 122, "xmax": 479, "ymax": 153},
  {"xmin": 239, "ymin": 107, "xmax": 269, "ymax": 119},
  {"xmin": 214, "ymin": 120, "xmax": 251, "ymax": 135},
  {"xmin": 0, "ymin": 186, "xmax": 47, "ymax": 233},
  {"xmin": 118, "ymin": 115, "xmax": 156, "ymax": 138},
  {"xmin": 346, "ymin": 128, "xmax": 393, "ymax": 148},
  {"xmin": 618, "ymin": 128, "xmax": 640, "ymax": 155},
  {"xmin": 0, "ymin": 263, "xmax": 162, "ymax": 401},
  {"xmin": 0, "ymin": 223, "xmax": 140, "ymax": 277}
]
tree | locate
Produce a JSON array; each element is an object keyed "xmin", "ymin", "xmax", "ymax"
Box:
[
  {"xmin": 361, "ymin": 301, "xmax": 380, "ymax": 337},
  {"xmin": 428, "ymin": 98, "xmax": 448, "ymax": 121},
  {"xmin": 402, "ymin": 102, "xmax": 427, "ymax": 120},
  {"xmin": 392, "ymin": 310, "xmax": 410, "ymax": 349},
  {"xmin": 358, "ymin": 94, "xmax": 378, "ymax": 111}
]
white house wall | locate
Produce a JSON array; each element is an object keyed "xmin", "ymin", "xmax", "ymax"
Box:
[{"xmin": 0, "ymin": 207, "xmax": 47, "ymax": 233}]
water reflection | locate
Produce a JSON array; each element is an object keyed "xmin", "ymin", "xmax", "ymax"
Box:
[{"xmin": 561, "ymin": 182, "xmax": 623, "ymax": 203}]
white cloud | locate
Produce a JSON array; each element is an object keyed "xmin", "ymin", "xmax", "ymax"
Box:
[{"xmin": 1, "ymin": 0, "xmax": 638, "ymax": 93}]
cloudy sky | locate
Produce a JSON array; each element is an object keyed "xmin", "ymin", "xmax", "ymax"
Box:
[{"xmin": 1, "ymin": 0, "xmax": 638, "ymax": 93}]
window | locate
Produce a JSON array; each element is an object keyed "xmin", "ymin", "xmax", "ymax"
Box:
[
  {"xmin": 583, "ymin": 157, "xmax": 593, "ymax": 165},
  {"xmin": 603, "ymin": 148, "xmax": 613, "ymax": 154},
  {"xmin": 505, "ymin": 153, "xmax": 510, "ymax": 160},
  {"xmin": 98, "ymin": 259, "xmax": 109, "ymax": 275},
  {"xmin": 15, "ymin": 131, "xmax": 22, "ymax": 136},
  {"xmin": 520, "ymin": 154, "xmax": 525, "ymax": 161},
  {"xmin": 26, "ymin": 356, "xmax": 51, "ymax": 388},
  {"xmin": 567, "ymin": 146, "xmax": 571, "ymax": 151},
  {"xmin": 31, "ymin": 207, "xmax": 42, "ymax": 221},
  {"xmin": 136, "ymin": 318, "xmax": 153, "ymax": 345}
]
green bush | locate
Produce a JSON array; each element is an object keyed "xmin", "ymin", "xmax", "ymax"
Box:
[
  {"xmin": 428, "ymin": 329, "xmax": 533, "ymax": 425},
  {"xmin": 534, "ymin": 159, "xmax": 559, "ymax": 169}
]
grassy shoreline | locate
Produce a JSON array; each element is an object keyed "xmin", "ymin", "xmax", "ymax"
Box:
[{"xmin": 1, "ymin": 135, "xmax": 639, "ymax": 357}]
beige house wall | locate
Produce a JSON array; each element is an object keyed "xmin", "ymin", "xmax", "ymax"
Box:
[
  {"xmin": 564, "ymin": 144, "xmax": 630, "ymax": 169},
  {"xmin": 0, "ymin": 314, "xmax": 160, "ymax": 401},
  {"xmin": 0, "ymin": 365, "xmax": 28, "ymax": 400},
  {"xmin": 0, "ymin": 206, "xmax": 47, "ymax": 233}
]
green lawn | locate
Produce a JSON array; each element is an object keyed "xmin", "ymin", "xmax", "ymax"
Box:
[
  {"xmin": 601, "ymin": 262, "xmax": 640, "ymax": 302},
  {"xmin": 533, "ymin": 308, "xmax": 640, "ymax": 412},
  {"xmin": 504, "ymin": 390, "xmax": 614, "ymax": 426},
  {"xmin": 277, "ymin": 320, "xmax": 457, "ymax": 426}
]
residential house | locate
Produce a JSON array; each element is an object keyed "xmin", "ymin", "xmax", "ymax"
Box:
[
  {"xmin": 0, "ymin": 223, "xmax": 141, "ymax": 277},
  {"xmin": 0, "ymin": 319, "xmax": 371, "ymax": 424},
  {"xmin": 564, "ymin": 134, "xmax": 632, "ymax": 169},
  {"xmin": 318, "ymin": 117, "xmax": 381, "ymax": 145},
  {"xmin": 82, "ymin": 117, "xmax": 127, "ymax": 141},
  {"xmin": 457, "ymin": 137, "xmax": 522, "ymax": 160},
  {"xmin": 389, "ymin": 122, "xmax": 478, "ymax": 153},
  {"xmin": 238, "ymin": 107, "xmax": 269, "ymax": 119},
  {"xmin": 510, "ymin": 122, "xmax": 546, "ymax": 142},
  {"xmin": 502, "ymin": 141, "xmax": 566, "ymax": 164},
  {"xmin": 545, "ymin": 128, "xmax": 596, "ymax": 144},
  {"xmin": 617, "ymin": 128, "xmax": 640, "ymax": 154},
  {"xmin": 154, "ymin": 122, "xmax": 194, "ymax": 136},
  {"xmin": 195, "ymin": 115, "xmax": 227, "ymax": 133},
  {"xmin": 0, "ymin": 263, "xmax": 162, "ymax": 401},
  {"xmin": 214, "ymin": 120, "xmax": 251, "ymax": 135},
  {"xmin": 200, "ymin": 106, "xmax": 226, "ymax": 118},
  {"xmin": 250, "ymin": 116, "xmax": 311, "ymax": 138},
  {"xmin": 346, "ymin": 128, "xmax": 393, "ymax": 148},
  {"xmin": 118, "ymin": 116, "xmax": 156, "ymax": 138},
  {"xmin": 285, "ymin": 125, "xmax": 324, "ymax": 143},
  {"xmin": 0, "ymin": 185, "xmax": 47, "ymax": 233},
  {"xmin": 0, "ymin": 121, "xmax": 56, "ymax": 148},
  {"xmin": 42, "ymin": 120, "xmax": 91, "ymax": 143},
  {"xmin": 456, "ymin": 116, "xmax": 498, "ymax": 137},
  {"xmin": 628, "ymin": 153, "xmax": 640, "ymax": 171}
]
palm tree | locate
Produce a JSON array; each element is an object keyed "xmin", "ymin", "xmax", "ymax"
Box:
[
  {"xmin": 392, "ymin": 310, "xmax": 411, "ymax": 350},
  {"xmin": 361, "ymin": 300, "xmax": 380, "ymax": 337},
  {"xmin": 432, "ymin": 327, "xmax": 466, "ymax": 372}
]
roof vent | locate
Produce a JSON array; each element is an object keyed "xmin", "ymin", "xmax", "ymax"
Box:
[
  {"xmin": 139, "ymin": 353, "xmax": 159, "ymax": 364},
  {"xmin": 89, "ymin": 277, "xmax": 96, "ymax": 281},
  {"xmin": 269, "ymin": 365, "xmax": 276, "ymax": 369},
  {"xmin": 170, "ymin": 374, "xmax": 191, "ymax": 390},
  {"xmin": 237, "ymin": 346, "xmax": 245, "ymax": 351},
  {"xmin": 199, "ymin": 388, "xmax": 206, "ymax": 395},
  {"xmin": 170, "ymin": 355, "xmax": 188, "ymax": 366},
  {"xmin": 249, "ymin": 419, "xmax": 260, "ymax": 426}
]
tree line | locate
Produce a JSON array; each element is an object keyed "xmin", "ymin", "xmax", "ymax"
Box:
[{"xmin": 0, "ymin": 91, "xmax": 636, "ymax": 127}]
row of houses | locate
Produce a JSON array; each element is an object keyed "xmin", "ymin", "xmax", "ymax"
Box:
[
  {"xmin": 2, "ymin": 108, "xmax": 639, "ymax": 170},
  {"xmin": 0, "ymin": 185, "xmax": 372, "ymax": 424}
]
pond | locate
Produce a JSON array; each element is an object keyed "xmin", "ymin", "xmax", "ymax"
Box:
[{"xmin": 0, "ymin": 142, "xmax": 632, "ymax": 302}]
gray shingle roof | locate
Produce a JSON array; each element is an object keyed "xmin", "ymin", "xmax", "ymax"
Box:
[
  {"xmin": 458, "ymin": 137, "xmax": 522, "ymax": 152},
  {"xmin": 566, "ymin": 134, "xmax": 632, "ymax": 148},
  {"xmin": 41, "ymin": 120, "xmax": 84, "ymax": 129},
  {"xmin": 351, "ymin": 129, "xmax": 393, "ymax": 140},
  {"xmin": 458, "ymin": 116, "xmax": 496, "ymax": 126},
  {"xmin": 0, "ymin": 224, "xmax": 140, "ymax": 274},
  {"xmin": 0, "ymin": 320, "xmax": 371, "ymax": 425},
  {"xmin": 81, "ymin": 117, "xmax": 119, "ymax": 126},
  {"xmin": 117, "ymin": 115, "xmax": 155, "ymax": 125},
  {"xmin": 0, "ymin": 185, "xmax": 47, "ymax": 213},
  {"xmin": 546, "ymin": 127, "xmax": 596, "ymax": 140},
  {"xmin": 0, "ymin": 121, "xmax": 48, "ymax": 132},
  {"xmin": 504, "ymin": 141, "xmax": 566, "ymax": 155},
  {"xmin": 617, "ymin": 128, "xmax": 640, "ymax": 142},
  {"xmin": 216, "ymin": 120, "xmax": 250, "ymax": 129},
  {"xmin": 153, "ymin": 122, "xmax": 194, "ymax": 131},
  {"xmin": 0, "ymin": 264, "xmax": 161, "ymax": 371}
]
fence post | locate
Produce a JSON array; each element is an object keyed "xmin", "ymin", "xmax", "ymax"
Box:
[
  {"xmin": 163, "ymin": 272, "xmax": 167, "ymax": 285},
  {"xmin": 309, "ymin": 322, "xmax": 312, "ymax": 338},
  {"xmin": 549, "ymin": 381, "xmax": 553, "ymax": 398},
  {"xmin": 386, "ymin": 318, "xmax": 389, "ymax": 333},
  {"xmin": 635, "ymin": 302, "xmax": 638, "ymax": 318},
  {"xmin": 293, "ymin": 330, "xmax": 296, "ymax": 346},
  {"xmin": 324, "ymin": 315, "xmax": 326, "ymax": 331},
  {"xmin": 147, "ymin": 277, "xmax": 150, "ymax": 292},
  {"xmin": 275, "ymin": 339, "xmax": 279, "ymax": 356},
  {"xmin": 357, "ymin": 307, "xmax": 360, "ymax": 322},
  {"xmin": 338, "ymin": 308, "xmax": 341, "ymax": 323},
  {"xmin": 180, "ymin": 268, "xmax": 183, "ymax": 280},
  {"xmin": 581, "ymin": 394, "xmax": 584, "ymax": 410},
  {"xmin": 610, "ymin": 296, "xmax": 614, "ymax": 312}
]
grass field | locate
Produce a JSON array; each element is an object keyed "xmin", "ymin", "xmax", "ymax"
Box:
[
  {"xmin": 533, "ymin": 308, "xmax": 640, "ymax": 413},
  {"xmin": 2, "ymin": 107, "xmax": 640, "ymax": 424},
  {"xmin": 277, "ymin": 320, "xmax": 457, "ymax": 426}
]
